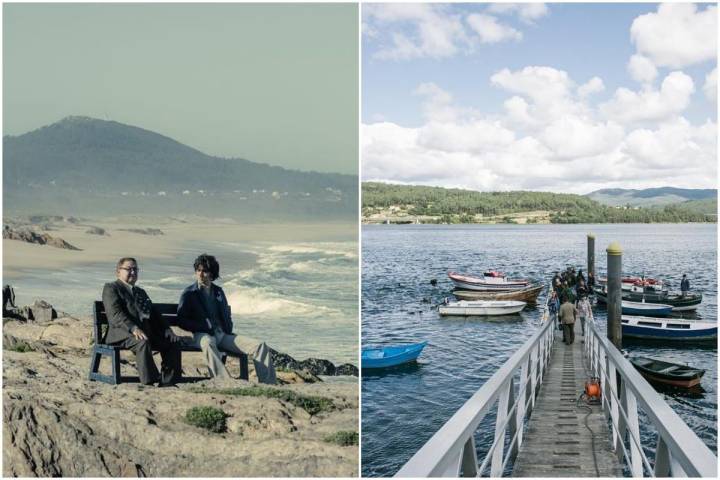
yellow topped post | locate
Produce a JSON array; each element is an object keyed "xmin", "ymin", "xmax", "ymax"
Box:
[{"xmin": 606, "ymin": 241, "xmax": 623, "ymax": 348}]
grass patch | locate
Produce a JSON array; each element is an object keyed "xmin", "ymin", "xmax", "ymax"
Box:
[
  {"xmin": 7, "ymin": 341, "xmax": 35, "ymax": 353},
  {"xmin": 184, "ymin": 406, "xmax": 229, "ymax": 433},
  {"xmin": 190, "ymin": 386, "xmax": 334, "ymax": 415},
  {"xmin": 324, "ymin": 431, "xmax": 358, "ymax": 446}
]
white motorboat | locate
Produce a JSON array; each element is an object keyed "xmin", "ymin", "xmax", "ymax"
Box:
[
  {"xmin": 439, "ymin": 300, "xmax": 527, "ymax": 316},
  {"xmin": 448, "ymin": 271, "xmax": 530, "ymax": 291}
]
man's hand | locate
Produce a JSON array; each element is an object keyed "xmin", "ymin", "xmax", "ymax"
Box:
[
  {"xmin": 166, "ymin": 329, "xmax": 180, "ymax": 343},
  {"xmin": 132, "ymin": 328, "xmax": 149, "ymax": 341}
]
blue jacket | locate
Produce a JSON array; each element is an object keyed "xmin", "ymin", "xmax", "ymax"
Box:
[{"xmin": 177, "ymin": 283, "xmax": 233, "ymax": 334}]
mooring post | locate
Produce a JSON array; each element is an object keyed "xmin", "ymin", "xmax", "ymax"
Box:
[
  {"xmin": 606, "ymin": 242, "xmax": 623, "ymax": 349},
  {"xmin": 587, "ymin": 234, "xmax": 595, "ymax": 278}
]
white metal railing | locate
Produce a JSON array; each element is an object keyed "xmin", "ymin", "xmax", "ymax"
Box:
[
  {"xmin": 584, "ymin": 320, "xmax": 718, "ymax": 477},
  {"xmin": 395, "ymin": 312, "xmax": 555, "ymax": 477}
]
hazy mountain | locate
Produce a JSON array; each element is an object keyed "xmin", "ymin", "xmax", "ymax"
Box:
[
  {"xmin": 3, "ymin": 116, "xmax": 357, "ymax": 219},
  {"xmin": 586, "ymin": 187, "xmax": 717, "ymax": 207}
]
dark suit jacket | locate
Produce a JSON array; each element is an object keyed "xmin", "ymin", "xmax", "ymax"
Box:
[
  {"xmin": 177, "ymin": 283, "xmax": 233, "ymax": 335},
  {"xmin": 102, "ymin": 280, "xmax": 170, "ymax": 344}
]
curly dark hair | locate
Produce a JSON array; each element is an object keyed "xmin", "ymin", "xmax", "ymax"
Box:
[{"xmin": 193, "ymin": 253, "xmax": 220, "ymax": 281}]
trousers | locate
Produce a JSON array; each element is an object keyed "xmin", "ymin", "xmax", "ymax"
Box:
[
  {"xmin": 563, "ymin": 323, "xmax": 575, "ymax": 345},
  {"xmin": 194, "ymin": 331, "xmax": 276, "ymax": 384},
  {"xmin": 116, "ymin": 334, "xmax": 181, "ymax": 385}
]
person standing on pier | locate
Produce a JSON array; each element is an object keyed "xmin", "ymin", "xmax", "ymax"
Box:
[
  {"xmin": 559, "ymin": 297, "xmax": 578, "ymax": 345},
  {"xmin": 681, "ymin": 274, "xmax": 690, "ymax": 297},
  {"xmin": 577, "ymin": 296, "xmax": 592, "ymax": 337}
]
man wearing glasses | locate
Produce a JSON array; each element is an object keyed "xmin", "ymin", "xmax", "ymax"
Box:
[{"xmin": 102, "ymin": 257, "xmax": 181, "ymax": 386}]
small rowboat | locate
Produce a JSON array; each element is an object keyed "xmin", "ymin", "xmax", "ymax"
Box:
[
  {"xmin": 622, "ymin": 300, "xmax": 673, "ymax": 317},
  {"xmin": 448, "ymin": 271, "xmax": 530, "ymax": 291},
  {"xmin": 598, "ymin": 276, "xmax": 664, "ymax": 291},
  {"xmin": 595, "ymin": 287, "xmax": 702, "ymax": 312},
  {"xmin": 629, "ymin": 355, "xmax": 705, "ymax": 388},
  {"xmin": 439, "ymin": 300, "xmax": 526, "ymax": 316},
  {"xmin": 453, "ymin": 283, "xmax": 544, "ymax": 303},
  {"xmin": 621, "ymin": 315, "xmax": 717, "ymax": 342},
  {"xmin": 362, "ymin": 341, "xmax": 427, "ymax": 369}
]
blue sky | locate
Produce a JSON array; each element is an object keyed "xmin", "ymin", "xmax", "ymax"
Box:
[{"xmin": 362, "ymin": 3, "xmax": 717, "ymax": 193}]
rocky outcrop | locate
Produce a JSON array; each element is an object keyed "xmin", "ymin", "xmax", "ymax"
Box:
[
  {"xmin": 3, "ymin": 226, "xmax": 81, "ymax": 250},
  {"xmin": 85, "ymin": 226, "xmax": 109, "ymax": 236},
  {"xmin": 271, "ymin": 350, "xmax": 358, "ymax": 377},
  {"xmin": 118, "ymin": 228, "xmax": 164, "ymax": 236},
  {"xmin": 3, "ymin": 314, "xmax": 358, "ymax": 477}
]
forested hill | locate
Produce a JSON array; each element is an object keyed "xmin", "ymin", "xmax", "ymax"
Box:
[{"xmin": 362, "ymin": 182, "xmax": 717, "ymax": 224}]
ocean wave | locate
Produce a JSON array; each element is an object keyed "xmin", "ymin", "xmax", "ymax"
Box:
[{"xmin": 225, "ymin": 287, "xmax": 343, "ymax": 318}]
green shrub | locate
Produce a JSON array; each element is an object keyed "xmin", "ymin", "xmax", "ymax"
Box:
[
  {"xmin": 324, "ymin": 431, "xmax": 358, "ymax": 446},
  {"xmin": 185, "ymin": 406, "xmax": 229, "ymax": 433},
  {"xmin": 8, "ymin": 341, "xmax": 35, "ymax": 353},
  {"xmin": 190, "ymin": 386, "xmax": 335, "ymax": 415}
]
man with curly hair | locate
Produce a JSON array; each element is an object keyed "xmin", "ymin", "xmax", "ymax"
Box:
[{"xmin": 177, "ymin": 253, "xmax": 276, "ymax": 384}]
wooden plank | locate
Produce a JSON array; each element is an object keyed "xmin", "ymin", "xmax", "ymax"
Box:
[{"xmin": 511, "ymin": 329, "xmax": 623, "ymax": 477}]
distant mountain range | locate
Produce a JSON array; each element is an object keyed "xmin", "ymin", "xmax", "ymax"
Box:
[
  {"xmin": 586, "ymin": 187, "xmax": 717, "ymax": 207},
  {"xmin": 3, "ymin": 116, "xmax": 357, "ymax": 219}
]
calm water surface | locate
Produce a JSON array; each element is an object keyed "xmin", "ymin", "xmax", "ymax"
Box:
[{"xmin": 361, "ymin": 224, "xmax": 717, "ymax": 477}]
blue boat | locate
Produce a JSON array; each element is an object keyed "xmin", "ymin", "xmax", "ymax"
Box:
[
  {"xmin": 622, "ymin": 300, "xmax": 673, "ymax": 317},
  {"xmin": 621, "ymin": 315, "xmax": 717, "ymax": 342},
  {"xmin": 362, "ymin": 341, "xmax": 427, "ymax": 369}
]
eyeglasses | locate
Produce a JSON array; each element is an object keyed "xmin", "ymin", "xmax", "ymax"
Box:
[{"xmin": 119, "ymin": 267, "xmax": 139, "ymax": 272}]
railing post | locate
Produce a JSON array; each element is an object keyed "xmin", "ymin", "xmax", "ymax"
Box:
[
  {"xmin": 507, "ymin": 377, "xmax": 518, "ymax": 462},
  {"xmin": 598, "ymin": 348, "xmax": 607, "ymax": 412},
  {"xmin": 608, "ymin": 362, "xmax": 619, "ymax": 449},
  {"xmin": 654, "ymin": 434, "xmax": 671, "ymax": 477},
  {"xmin": 529, "ymin": 346, "xmax": 538, "ymax": 411},
  {"xmin": 516, "ymin": 360, "xmax": 528, "ymax": 451},
  {"xmin": 624, "ymin": 386, "xmax": 642, "ymax": 476},
  {"xmin": 616, "ymin": 379, "xmax": 628, "ymax": 462},
  {"xmin": 460, "ymin": 436, "xmax": 478, "ymax": 477},
  {"xmin": 491, "ymin": 379, "xmax": 513, "ymax": 477}
]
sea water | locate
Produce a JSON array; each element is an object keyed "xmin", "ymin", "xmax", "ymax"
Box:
[
  {"xmin": 361, "ymin": 223, "xmax": 717, "ymax": 476},
  {"xmin": 7, "ymin": 236, "xmax": 358, "ymax": 365}
]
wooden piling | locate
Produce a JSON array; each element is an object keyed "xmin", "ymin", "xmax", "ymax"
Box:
[
  {"xmin": 587, "ymin": 234, "xmax": 595, "ymax": 277},
  {"xmin": 606, "ymin": 242, "xmax": 622, "ymax": 349}
]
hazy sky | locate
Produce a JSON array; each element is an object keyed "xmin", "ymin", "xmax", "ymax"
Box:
[
  {"xmin": 4, "ymin": 3, "xmax": 358, "ymax": 175},
  {"xmin": 362, "ymin": 3, "xmax": 717, "ymax": 193}
]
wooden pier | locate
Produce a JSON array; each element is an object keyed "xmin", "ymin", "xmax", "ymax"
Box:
[{"xmin": 512, "ymin": 328, "xmax": 622, "ymax": 477}]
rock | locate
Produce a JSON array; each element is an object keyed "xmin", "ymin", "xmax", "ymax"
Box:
[
  {"xmin": 3, "ymin": 226, "xmax": 81, "ymax": 250},
  {"xmin": 85, "ymin": 226, "xmax": 109, "ymax": 236},
  {"xmin": 2, "ymin": 311, "xmax": 358, "ymax": 477},
  {"xmin": 118, "ymin": 228, "xmax": 164, "ymax": 236},
  {"xmin": 335, "ymin": 363, "xmax": 359, "ymax": 376},
  {"xmin": 29, "ymin": 300, "xmax": 57, "ymax": 322},
  {"xmin": 298, "ymin": 358, "xmax": 336, "ymax": 376}
]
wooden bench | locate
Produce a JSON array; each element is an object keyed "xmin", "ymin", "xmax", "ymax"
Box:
[{"xmin": 88, "ymin": 301, "xmax": 248, "ymax": 384}]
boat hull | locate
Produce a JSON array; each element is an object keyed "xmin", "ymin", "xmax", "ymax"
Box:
[
  {"xmin": 621, "ymin": 316, "xmax": 717, "ymax": 342},
  {"xmin": 452, "ymin": 284, "xmax": 544, "ymax": 303},
  {"xmin": 595, "ymin": 288, "xmax": 702, "ymax": 311},
  {"xmin": 439, "ymin": 300, "xmax": 526, "ymax": 316},
  {"xmin": 621, "ymin": 301, "xmax": 673, "ymax": 317},
  {"xmin": 362, "ymin": 342, "xmax": 427, "ymax": 369},
  {"xmin": 629, "ymin": 356, "xmax": 705, "ymax": 388}
]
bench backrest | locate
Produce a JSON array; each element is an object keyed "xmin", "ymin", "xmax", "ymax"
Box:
[{"xmin": 92, "ymin": 301, "xmax": 232, "ymax": 344}]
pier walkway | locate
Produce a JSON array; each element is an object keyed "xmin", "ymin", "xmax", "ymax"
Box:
[{"xmin": 512, "ymin": 329, "xmax": 622, "ymax": 476}]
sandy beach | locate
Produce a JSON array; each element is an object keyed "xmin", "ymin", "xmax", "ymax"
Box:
[{"xmin": 3, "ymin": 216, "xmax": 358, "ymax": 277}]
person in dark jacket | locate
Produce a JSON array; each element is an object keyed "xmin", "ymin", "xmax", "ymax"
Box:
[
  {"xmin": 102, "ymin": 257, "xmax": 181, "ymax": 386},
  {"xmin": 680, "ymin": 274, "xmax": 690, "ymax": 297},
  {"xmin": 177, "ymin": 253, "xmax": 276, "ymax": 384}
]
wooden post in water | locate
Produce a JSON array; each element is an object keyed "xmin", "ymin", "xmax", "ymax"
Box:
[
  {"xmin": 606, "ymin": 242, "xmax": 623, "ymax": 349},
  {"xmin": 587, "ymin": 234, "xmax": 595, "ymax": 277}
]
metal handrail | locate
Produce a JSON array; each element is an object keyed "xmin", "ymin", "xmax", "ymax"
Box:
[
  {"xmin": 395, "ymin": 317, "xmax": 555, "ymax": 477},
  {"xmin": 584, "ymin": 320, "xmax": 717, "ymax": 477}
]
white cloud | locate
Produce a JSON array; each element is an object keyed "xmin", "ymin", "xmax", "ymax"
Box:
[
  {"xmin": 600, "ymin": 71, "xmax": 695, "ymax": 123},
  {"xmin": 630, "ymin": 3, "xmax": 717, "ymax": 69},
  {"xmin": 704, "ymin": 68, "xmax": 717, "ymax": 102},
  {"xmin": 364, "ymin": 3, "xmax": 549, "ymax": 61},
  {"xmin": 627, "ymin": 55, "xmax": 658, "ymax": 84},
  {"xmin": 363, "ymin": 68, "xmax": 716, "ymax": 192},
  {"xmin": 466, "ymin": 14, "xmax": 522, "ymax": 44},
  {"xmin": 578, "ymin": 77, "xmax": 605, "ymax": 97},
  {"xmin": 365, "ymin": 4, "xmax": 467, "ymax": 60},
  {"xmin": 491, "ymin": 66, "xmax": 573, "ymax": 104},
  {"xmin": 487, "ymin": 3, "xmax": 549, "ymax": 24}
]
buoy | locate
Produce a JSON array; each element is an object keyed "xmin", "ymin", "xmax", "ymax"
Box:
[{"xmin": 585, "ymin": 377, "xmax": 601, "ymax": 403}]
